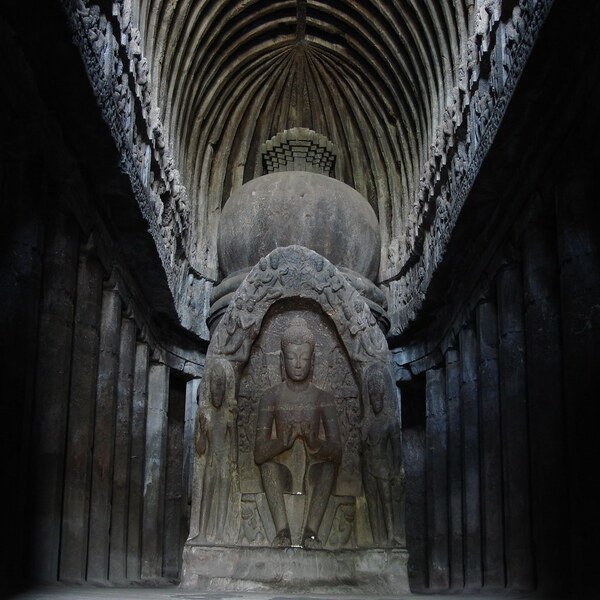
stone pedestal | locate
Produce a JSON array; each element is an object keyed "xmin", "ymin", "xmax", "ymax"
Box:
[{"xmin": 181, "ymin": 544, "xmax": 410, "ymax": 594}]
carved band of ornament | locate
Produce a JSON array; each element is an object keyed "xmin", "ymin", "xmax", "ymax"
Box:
[
  {"xmin": 210, "ymin": 246, "xmax": 390, "ymax": 374},
  {"xmin": 390, "ymin": 0, "xmax": 550, "ymax": 272},
  {"xmin": 389, "ymin": 0, "xmax": 553, "ymax": 336},
  {"xmin": 60, "ymin": 0, "xmax": 191, "ymax": 294}
]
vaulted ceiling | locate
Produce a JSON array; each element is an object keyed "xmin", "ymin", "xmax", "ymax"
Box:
[{"xmin": 130, "ymin": 0, "xmax": 472, "ymax": 279}]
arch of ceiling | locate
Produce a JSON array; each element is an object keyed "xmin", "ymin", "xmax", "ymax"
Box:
[
  {"xmin": 63, "ymin": 0, "xmax": 552, "ymax": 337},
  {"xmin": 127, "ymin": 0, "xmax": 472, "ymax": 279}
]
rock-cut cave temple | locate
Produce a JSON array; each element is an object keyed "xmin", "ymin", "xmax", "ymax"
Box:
[{"xmin": 1, "ymin": 0, "xmax": 599, "ymax": 597}]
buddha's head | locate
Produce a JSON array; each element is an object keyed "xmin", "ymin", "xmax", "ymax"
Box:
[
  {"xmin": 209, "ymin": 363, "xmax": 227, "ymax": 408},
  {"xmin": 280, "ymin": 318, "xmax": 315, "ymax": 382}
]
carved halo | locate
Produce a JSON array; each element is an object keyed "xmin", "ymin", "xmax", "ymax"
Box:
[{"xmin": 208, "ymin": 245, "xmax": 392, "ymax": 394}]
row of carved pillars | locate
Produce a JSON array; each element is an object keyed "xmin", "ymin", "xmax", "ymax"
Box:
[
  {"xmin": 2, "ymin": 209, "xmax": 200, "ymax": 584},
  {"xmin": 401, "ymin": 171, "xmax": 599, "ymax": 595}
]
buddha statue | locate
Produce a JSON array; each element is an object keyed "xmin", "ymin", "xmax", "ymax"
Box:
[{"xmin": 254, "ymin": 318, "xmax": 341, "ymax": 549}]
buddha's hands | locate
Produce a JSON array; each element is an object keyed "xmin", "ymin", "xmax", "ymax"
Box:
[
  {"xmin": 254, "ymin": 426, "xmax": 296, "ymax": 464},
  {"xmin": 281, "ymin": 425, "xmax": 299, "ymax": 451}
]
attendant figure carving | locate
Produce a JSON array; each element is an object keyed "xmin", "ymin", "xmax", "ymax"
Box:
[
  {"xmin": 324, "ymin": 266, "xmax": 345, "ymax": 307},
  {"xmin": 219, "ymin": 295, "xmax": 258, "ymax": 358},
  {"xmin": 195, "ymin": 361, "xmax": 236, "ymax": 542},
  {"xmin": 249, "ymin": 257, "xmax": 283, "ymax": 302},
  {"xmin": 254, "ymin": 318, "xmax": 341, "ymax": 549},
  {"xmin": 313, "ymin": 256, "xmax": 332, "ymax": 301},
  {"xmin": 361, "ymin": 365, "xmax": 402, "ymax": 546}
]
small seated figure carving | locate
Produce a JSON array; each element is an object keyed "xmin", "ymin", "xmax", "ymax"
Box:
[{"xmin": 254, "ymin": 318, "xmax": 341, "ymax": 549}]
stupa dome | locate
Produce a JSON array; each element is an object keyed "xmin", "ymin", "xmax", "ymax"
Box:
[{"xmin": 217, "ymin": 171, "xmax": 380, "ymax": 282}]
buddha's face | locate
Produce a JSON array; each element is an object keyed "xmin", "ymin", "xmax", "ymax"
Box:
[
  {"xmin": 282, "ymin": 342, "xmax": 314, "ymax": 382},
  {"xmin": 210, "ymin": 366, "xmax": 226, "ymax": 408}
]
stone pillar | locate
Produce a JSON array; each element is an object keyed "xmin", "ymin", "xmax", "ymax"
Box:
[
  {"xmin": 523, "ymin": 208, "xmax": 568, "ymax": 593},
  {"xmin": 109, "ymin": 317, "xmax": 137, "ymax": 582},
  {"xmin": 445, "ymin": 347, "xmax": 463, "ymax": 590},
  {"xmin": 458, "ymin": 325, "xmax": 481, "ymax": 590},
  {"xmin": 476, "ymin": 300, "xmax": 504, "ymax": 588},
  {"xmin": 497, "ymin": 264, "xmax": 534, "ymax": 590},
  {"xmin": 425, "ymin": 367, "xmax": 449, "ymax": 590},
  {"xmin": 126, "ymin": 342, "xmax": 149, "ymax": 580},
  {"xmin": 60, "ymin": 249, "xmax": 104, "ymax": 582},
  {"xmin": 1, "ymin": 208, "xmax": 43, "ymax": 578},
  {"xmin": 403, "ymin": 418, "xmax": 427, "ymax": 591},
  {"xmin": 163, "ymin": 379, "xmax": 186, "ymax": 579},
  {"xmin": 183, "ymin": 378, "xmax": 202, "ymax": 532},
  {"xmin": 87, "ymin": 287, "xmax": 122, "ymax": 582},
  {"xmin": 556, "ymin": 172, "xmax": 600, "ymax": 594},
  {"xmin": 141, "ymin": 362, "xmax": 170, "ymax": 580},
  {"xmin": 30, "ymin": 213, "xmax": 79, "ymax": 581}
]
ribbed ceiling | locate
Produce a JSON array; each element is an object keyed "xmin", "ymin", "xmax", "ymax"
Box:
[{"xmin": 131, "ymin": 0, "xmax": 471, "ymax": 280}]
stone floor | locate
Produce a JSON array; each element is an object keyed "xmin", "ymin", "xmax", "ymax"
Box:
[{"xmin": 3, "ymin": 585, "xmax": 537, "ymax": 600}]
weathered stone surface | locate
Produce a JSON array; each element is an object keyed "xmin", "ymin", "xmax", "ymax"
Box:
[
  {"xmin": 181, "ymin": 545, "xmax": 409, "ymax": 594},
  {"xmin": 217, "ymin": 172, "xmax": 380, "ymax": 282},
  {"xmin": 141, "ymin": 362, "xmax": 170, "ymax": 580},
  {"xmin": 476, "ymin": 301, "xmax": 504, "ymax": 589},
  {"xmin": 163, "ymin": 379, "xmax": 186, "ymax": 579},
  {"xmin": 126, "ymin": 342, "xmax": 149, "ymax": 581},
  {"xmin": 185, "ymin": 246, "xmax": 405, "ymax": 591},
  {"xmin": 30, "ymin": 213, "xmax": 79, "ymax": 581},
  {"xmin": 497, "ymin": 265, "xmax": 534, "ymax": 590},
  {"xmin": 458, "ymin": 326, "xmax": 481, "ymax": 590},
  {"xmin": 425, "ymin": 368, "xmax": 449, "ymax": 591},
  {"xmin": 109, "ymin": 318, "xmax": 137, "ymax": 582},
  {"xmin": 445, "ymin": 348, "xmax": 463, "ymax": 590},
  {"xmin": 61, "ymin": 250, "xmax": 104, "ymax": 582},
  {"xmin": 87, "ymin": 288, "xmax": 122, "ymax": 582}
]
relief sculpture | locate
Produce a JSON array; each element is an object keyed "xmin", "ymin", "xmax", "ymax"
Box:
[
  {"xmin": 254, "ymin": 318, "xmax": 341, "ymax": 549},
  {"xmin": 189, "ymin": 246, "xmax": 405, "ymax": 557},
  {"xmin": 193, "ymin": 358, "xmax": 237, "ymax": 544},
  {"xmin": 361, "ymin": 364, "xmax": 404, "ymax": 546}
]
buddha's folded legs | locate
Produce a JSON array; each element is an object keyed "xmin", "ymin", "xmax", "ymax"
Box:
[{"xmin": 260, "ymin": 461, "xmax": 292, "ymax": 545}]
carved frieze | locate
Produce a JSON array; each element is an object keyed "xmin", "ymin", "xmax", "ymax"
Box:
[{"xmin": 387, "ymin": 0, "xmax": 554, "ymax": 334}]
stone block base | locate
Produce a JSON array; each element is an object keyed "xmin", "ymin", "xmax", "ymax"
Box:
[{"xmin": 181, "ymin": 543, "xmax": 410, "ymax": 595}]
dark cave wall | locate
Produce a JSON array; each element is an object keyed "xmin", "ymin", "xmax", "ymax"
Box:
[
  {"xmin": 396, "ymin": 2, "xmax": 600, "ymax": 590},
  {"xmin": 0, "ymin": 9, "xmax": 202, "ymax": 585},
  {"xmin": 0, "ymin": 193, "xmax": 197, "ymax": 585},
  {"xmin": 401, "ymin": 169, "xmax": 600, "ymax": 597}
]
